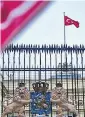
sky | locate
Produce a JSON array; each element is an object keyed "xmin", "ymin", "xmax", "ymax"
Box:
[
  {"xmin": 12, "ymin": 0, "xmax": 85, "ymax": 46},
  {"xmin": 0, "ymin": 0, "xmax": 85, "ymax": 79}
]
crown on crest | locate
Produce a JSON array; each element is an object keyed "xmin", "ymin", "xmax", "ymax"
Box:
[{"xmin": 32, "ymin": 82, "xmax": 49, "ymax": 92}]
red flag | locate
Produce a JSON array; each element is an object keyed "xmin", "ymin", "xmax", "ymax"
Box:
[
  {"xmin": 64, "ymin": 16, "xmax": 79, "ymax": 28},
  {"xmin": 0, "ymin": 1, "xmax": 50, "ymax": 50}
]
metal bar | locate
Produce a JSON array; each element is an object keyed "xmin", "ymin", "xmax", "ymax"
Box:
[
  {"xmin": 7, "ymin": 51, "xmax": 10, "ymax": 117},
  {"xmin": 65, "ymin": 52, "xmax": 69, "ymax": 116},
  {"xmin": 18, "ymin": 50, "xmax": 20, "ymax": 83},
  {"xmin": 1, "ymin": 67, "xmax": 85, "ymax": 71},
  {"xmin": 13, "ymin": 51, "xmax": 15, "ymax": 95},
  {"xmin": 29, "ymin": 52, "xmax": 31, "ymax": 117},
  {"xmin": 45, "ymin": 51, "xmax": 46, "ymax": 82},
  {"xmin": 11, "ymin": 48, "xmax": 15, "ymax": 117},
  {"xmin": 5, "ymin": 44, "xmax": 85, "ymax": 52},
  {"xmin": 76, "ymin": 51, "xmax": 79, "ymax": 112},
  {"xmin": 24, "ymin": 50, "xmax": 25, "ymax": 84},
  {"xmin": 39, "ymin": 52, "xmax": 41, "ymax": 82},
  {"xmin": 50, "ymin": 52, "xmax": 52, "ymax": 117},
  {"xmin": 50, "ymin": 53, "xmax": 52, "ymax": 90},
  {"xmin": 34, "ymin": 52, "xmax": 36, "ymax": 82},
  {"xmin": 61, "ymin": 50, "xmax": 62, "ymax": 83},
  {"xmin": 24, "ymin": 50, "xmax": 26, "ymax": 116},
  {"xmin": 71, "ymin": 51, "xmax": 74, "ymax": 104},
  {"xmin": 74, "ymin": 67, "xmax": 77, "ymax": 107},
  {"xmin": 8, "ymin": 51, "xmax": 9, "ymax": 93},
  {"xmin": 81, "ymin": 52, "xmax": 85, "ymax": 116},
  {"xmin": 2, "ymin": 52, "xmax": 4, "ymax": 113},
  {"xmin": 55, "ymin": 52, "xmax": 58, "ymax": 85}
]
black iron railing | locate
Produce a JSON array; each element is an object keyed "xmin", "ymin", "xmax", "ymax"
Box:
[{"xmin": 1, "ymin": 44, "xmax": 85, "ymax": 117}]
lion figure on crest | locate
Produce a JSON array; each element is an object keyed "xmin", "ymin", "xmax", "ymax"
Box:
[{"xmin": 1, "ymin": 83, "xmax": 31, "ymax": 117}]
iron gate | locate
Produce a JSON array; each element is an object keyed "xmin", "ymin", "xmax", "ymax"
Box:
[{"xmin": 1, "ymin": 44, "xmax": 85, "ymax": 117}]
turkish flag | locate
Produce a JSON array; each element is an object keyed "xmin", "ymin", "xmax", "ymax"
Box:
[
  {"xmin": 64, "ymin": 16, "xmax": 79, "ymax": 28},
  {"xmin": 0, "ymin": 1, "xmax": 50, "ymax": 50}
]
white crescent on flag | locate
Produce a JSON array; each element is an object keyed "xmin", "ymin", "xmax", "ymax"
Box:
[{"xmin": 0, "ymin": 1, "xmax": 50, "ymax": 50}]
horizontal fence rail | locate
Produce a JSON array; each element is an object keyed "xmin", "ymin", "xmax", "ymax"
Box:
[{"xmin": 3, "ymin": 44, "xmax": 85, "ymax": 53}]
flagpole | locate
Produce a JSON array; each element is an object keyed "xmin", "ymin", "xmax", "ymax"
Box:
[
  {"xmin": 63, "ymin": 12, "xmax": 67, "ymax": 67},
  {"xmin": 63, "ymin": 12, "xmax": 66, "ymax": 45}
]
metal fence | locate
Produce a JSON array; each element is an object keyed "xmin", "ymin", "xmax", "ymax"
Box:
[{"xmin": 1, "ymin": 44, "xmax": 85, "ymax": 117}]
